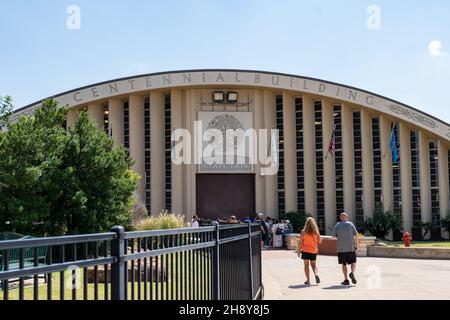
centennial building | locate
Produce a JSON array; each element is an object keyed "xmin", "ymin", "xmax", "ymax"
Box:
[{"xmin": 13, "ymin": 70, "xmax": 450, "ymax": 240}]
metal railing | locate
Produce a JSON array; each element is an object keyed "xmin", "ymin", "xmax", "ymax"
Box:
[{"xmin": 0, "ymin": 222, "xmax": 262, "ymax": 300}]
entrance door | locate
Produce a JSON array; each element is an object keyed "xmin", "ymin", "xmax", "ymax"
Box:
[{"xmin": 196, "ymin": 174, "xmax": 255, "ymax": 221}]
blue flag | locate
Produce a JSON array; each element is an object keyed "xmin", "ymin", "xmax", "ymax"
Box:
[{"xmin": 390, "ymin": 126, "xmax": 399, "ymax": 163}]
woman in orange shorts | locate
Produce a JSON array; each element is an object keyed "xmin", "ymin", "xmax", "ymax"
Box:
[{"xmin": 297, "ymin": 217, "xmax": 322, "ymax": 285}]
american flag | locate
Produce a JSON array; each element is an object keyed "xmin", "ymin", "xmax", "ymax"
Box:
[{"xmin": 326, "ymin": 125, "xmax": 336, "ymax": 159}]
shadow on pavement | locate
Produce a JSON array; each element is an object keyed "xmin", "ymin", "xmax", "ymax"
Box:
[
  {"xmin": 288, "ymin": 284, "xmax": 319, "ymax": 289},
  {"xmin": 321, "ymin": 285, "xmax": 353, "ymax": 290}
]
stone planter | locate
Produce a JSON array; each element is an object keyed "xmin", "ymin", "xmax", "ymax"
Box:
[
  {"xmin": 284, "ymin": 233, "xmax": 300, "ymax": 250},
  {"xmin": 367, "ymin": 246, "xmax": 450, "ymax": 260}
]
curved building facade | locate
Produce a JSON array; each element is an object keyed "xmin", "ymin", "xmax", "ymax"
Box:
[{"xmin": 14, "ymin": 70, "xmax": 450, "ymax": 239}]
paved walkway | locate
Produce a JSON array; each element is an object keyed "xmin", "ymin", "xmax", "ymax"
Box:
[{"xmin": 262, "ymin": 250, "xmax": 450, "ymax": 300}]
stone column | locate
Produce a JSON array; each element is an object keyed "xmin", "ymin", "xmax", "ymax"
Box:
[
  {"xmin": 263, "ymin": 90, "xmax": 277, "ymax": 217},
  {"xmin": 302, "ymin": 94, "xmax": 316, "ymax": 218},
  {"xmin": 171, "ymin": 89, "xmax": 183, "ymax": 214},
  {"xmin": 108, "ymin": 99, "xmax": 124, "ymax": 147},
  {"xmin": 342, "ymin": 103, "xmax": 355, "ymax": 221},
  {"xmin": 399, "ymin": 123, "xmax": 412, "ymax": 233},
  {"xmin": 254, "ymin": 90, "xmax": 266, "ymax": 214},
  {"xmin": 183, "ymin": 88, "xmax": 197, "ymax": 221},
  {"xmin": 282, "ymin": 92, "xmax": 297, "ymax": 212},
  {"xmin": 419, "ymin": 131, "xmax": 431, "ymax": 228},
  {"xmin": 438, "ymin": 140, "xmax": 449, "ymax": 239},
  {"xmin": 322, "ymin": 100, "xmax": 336, "ymax": 234},
  {"xmin": 88, "ymin": 104, "xmax": 104, "ymax": 130},
  {"xmin": 66, "ymin": 109, "xmax": 78, "ymax": 129},
  {"xmin": 150, "ymin": 92, "xmax": 165, "ymax": 216},
  {"xmin": 361, "ymin": 109, "xmax": 374, "ymax": 219},
  {"xmin": 380, "ymin": 114, "xmax": 393, "ymax": 211},
  {"xmin": 129, "ymin": 95, "xmax": 145, "ymax": 206}
]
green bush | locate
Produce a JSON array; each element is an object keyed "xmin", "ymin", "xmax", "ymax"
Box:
[
  {"xmin": 134, "ymin": 211, "xmax": 187, "ymax": 231},
  {"xmin": 283, "ymin": 211, "xmax": 312, "ymax": 233},
  {"xmin": 441, "ymin": 214, "xmax": 450, "ymax": 234},
  {"xmin": 364, "ymin": 209, "xmax": 402, "ymax": 239}
]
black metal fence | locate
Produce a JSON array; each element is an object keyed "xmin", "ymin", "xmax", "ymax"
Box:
[{"xmin": 0, "ymin": 222, "xmax": 262, "ymax": 300}]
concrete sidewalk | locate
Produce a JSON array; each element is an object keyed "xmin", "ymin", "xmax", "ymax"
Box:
[{"xmin": 262, "ymin": 250, "xmax": 450, "ymax": 300}]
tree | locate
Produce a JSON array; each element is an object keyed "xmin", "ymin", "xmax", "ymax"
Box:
[
  {"xmin": 0, "ymin": 99, "xmax": 138, "ymax": 235},
  {"xmin": 0, "ymin": 95, "xmax": 13, "ymax": 131},
  {"xmin": 284, "ymin": 211, "xmax": 312, "ymax": 233},
  {"xmin": 54, "ymin": 111, "xmax": 139, "ymax": 234}
]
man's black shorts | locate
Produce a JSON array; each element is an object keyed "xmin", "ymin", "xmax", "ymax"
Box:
[{"xmin": 337, "ymin": 252, "xmax": 357, "ymax": 265}]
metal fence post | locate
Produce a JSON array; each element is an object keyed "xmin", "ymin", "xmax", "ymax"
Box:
[
  {"xmin": 248, "ymin": 222, "xmax": 254, "ymax": 300},
  {"xmin": 212, "ymin": 221, "xmax": 220, "ymax": 300},
  {"xmin": 110, "ymin": 226, "xmax": 125, "ymax": 300}
]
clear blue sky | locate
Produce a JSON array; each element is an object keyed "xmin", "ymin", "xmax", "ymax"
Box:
[{"xmin": 1, "ymin": 0, "xmax": 450, "ymax": 121}]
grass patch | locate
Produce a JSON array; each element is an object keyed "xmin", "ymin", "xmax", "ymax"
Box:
[
  {"xmin": 0, "ymin": 250, "xmax": 212, "ymax": 300},
  {"xmin": 382, "ymin": 241, "xmax": 450, "ymax": 248}
]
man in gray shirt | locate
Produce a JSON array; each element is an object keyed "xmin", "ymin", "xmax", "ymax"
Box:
[{"xmin": 331, "ymin": 212, "xmax": 360, "ymax": 286}]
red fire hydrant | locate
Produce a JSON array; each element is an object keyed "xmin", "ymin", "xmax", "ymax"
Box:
[{"xmin": 402, "ymin": 231, "xmax": 412, "ymax": 247}]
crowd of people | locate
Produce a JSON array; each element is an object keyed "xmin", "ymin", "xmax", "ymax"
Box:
[
  {"xmin": 253, "ymin": 213, "xmax": 294, "ymax": 249},
  {"xmin": 190, "ymin": 213, "xmax": 293, "ymax": 250}
]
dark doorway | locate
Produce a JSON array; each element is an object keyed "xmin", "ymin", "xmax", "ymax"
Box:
[{"xmin": 196, "ymin": 174, "xmax": 255, "ymax": 221}]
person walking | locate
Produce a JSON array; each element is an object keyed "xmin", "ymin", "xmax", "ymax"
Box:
[
  {"xmin": 297, "ymin": 217, "xmax": 322, "ymax": 285},
  {"xmin": 256, "ymin": 213, "xmax": 269, "ymax": 249},
  {"xmin": 331, "ymin": 212, "xmax": 360, "ymax": 286},
  {"xmin": 191, "ymin": 214, "xmax": 200, "ymax": 228}
]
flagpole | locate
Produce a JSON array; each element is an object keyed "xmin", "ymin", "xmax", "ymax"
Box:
[{"xmin": 324, "ymin": 125, "xmax": 335, "ymax": 160}]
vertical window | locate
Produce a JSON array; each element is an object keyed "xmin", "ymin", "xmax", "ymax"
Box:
[
  {"xmin": 353, "ymin": 112, "xmax": 364, "ymax": 230},
  {"xmin": 392, "ymin": 123, "xmax": 402, "ymax": 215},
  {"xmin": 334, "ymin": 106, "xmax": 344, "ymax": 220},
  {"xmin": 372, "ymin": 117, "xmax": 382, "ymax": 211},
  {"xmin": 295, "ymin": 97, "xmax": 305, "ymax": 212},
  {"xmin": 123, "ymin": 101, "xmax": 130, "ymax": 151},
  {"xmin": 103, "ymin": 105, "xmax": 109, "ymax": 134},
  {"xmin": 144, "ymin": 97, "xmax": 151, "ymax": 214},
  {"xmin": 410, "ymin": 131, "xmax": 421, "ymax": 229},
  {"xmin": 429, "ymin": 141, "xmax": 440, "ymax": 227},
  {"xmin": 314, "ymin": 101, "xmax": 325, "ymax": 233},
  {"xmin": 164, "ymin": 94, "xmax": 172, "ymax": 212},
  {"xmin": 276, "ymin": 95, "xmax": 285, "ymax": 216}
]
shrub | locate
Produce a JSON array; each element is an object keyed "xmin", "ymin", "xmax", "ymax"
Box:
[
  {"xmin": 364, "ymin": 209, "xmax": 402, "ymax": 240},
  {"xmin": 283, "ymin": 211, "xmax": 312, "ymax": 233},
  {"xmin": 134, "ymin": 211, "xmax": 187, "ymax": 231},
  {"xmin": 130, "ymin": 203, "xmax": 149, "ymax": 227},
  {"xmin": 441, "ymin": 214, "xmax": 450, "ymax": 234}
]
